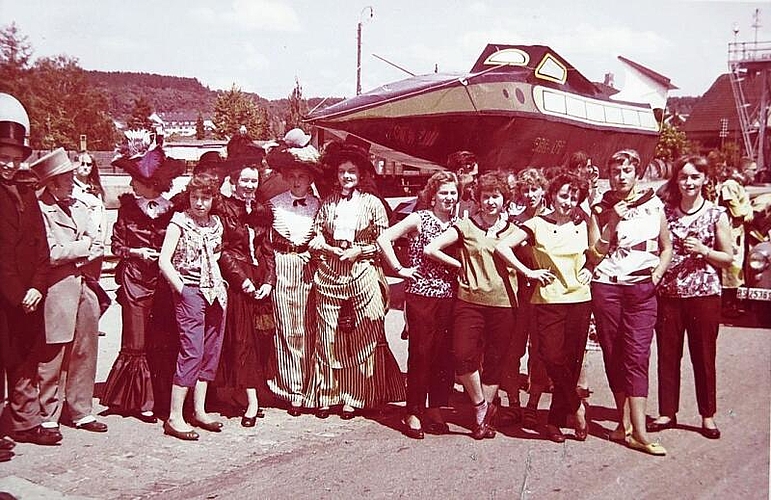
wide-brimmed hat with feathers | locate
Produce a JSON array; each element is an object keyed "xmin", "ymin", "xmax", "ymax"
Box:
[
  {"xmin": 319, "ymin": 139, "xmax": 376, "ymax": 179},
  {"xmin": 266, "ymin": 143, "xmax": 322, "ymax": 179},
  {"xmin": 112, "ymin": 130, "xmax": 184, "ymax": 191}
]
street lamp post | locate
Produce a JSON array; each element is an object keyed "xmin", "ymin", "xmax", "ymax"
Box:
[{"xmin": 356, "ymin": 6, "xmax": 374, "ymax": 96}]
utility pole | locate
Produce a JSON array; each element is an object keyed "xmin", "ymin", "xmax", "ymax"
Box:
[{"xmin": 356, "ymin": 6, "xmax": 373, "ymax": 96}]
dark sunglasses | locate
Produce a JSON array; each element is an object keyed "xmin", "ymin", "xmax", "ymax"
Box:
[{"xmin": 80, "ymin": 162, "xmax": 93, "ymax": 167}]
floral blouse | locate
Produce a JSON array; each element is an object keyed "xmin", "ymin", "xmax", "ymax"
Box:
[
  {"xmin": 405, "ymin": 210, "xmax": 458, "ymax": 298},
  {"xmin": 658, "ymin": 202, "xmax": 724, "ymax": 299},
  {"xmin": 170, "ymin": 211, "xmax": 227, "ymax": 306}
]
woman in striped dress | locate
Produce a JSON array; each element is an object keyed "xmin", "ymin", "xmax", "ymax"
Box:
[
  {"xmin": 265, "ymin": 143, "xmax": 321, "ymax": 416},
  {"xmin": 306, "ymin": 140, "xmax": 405, "ymax": 419}
]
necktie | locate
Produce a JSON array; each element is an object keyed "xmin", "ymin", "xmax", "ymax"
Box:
[{"xmin": 293, "ymin": 198, "xmax": 307, "ymax": 207}]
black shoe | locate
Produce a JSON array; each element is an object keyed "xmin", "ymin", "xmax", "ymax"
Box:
[
  {"xmin": 11, "ymin": 426, "xmax": 62, "ymax": 446},
  {"xmin": 701, "ymin": 426, "xmax": 721, "ymax": 439},
  {"xmin": 424, "ymin": 421, "xmax": 450, "ymax": 435},
  {"xmin": 190, "ymin": 417, "xmax": 223, "ymax": 432},
  {"xmin": 163, "ymin": 420, "xmax": 199, "ymax": 441},
  {"xmin": 287, "ymin": 406, "xmax": 302, "ymax": 417},
  {"xmin": 316, "ymin": 408, "xmax": 331, "ymax": 419},
  {"xmin": 241, "ymin": 415, "xmax": 256, "ymax": 428},
  {"xmin": 402, "ymin": 420, "xmax": 425, "ymax": 440},
  {"xmin": 75, "ymin": 420, "xmax": 108, "ymax": 433},
  {"xmin": 544, "ymin": 424, "xmax": 566, "ymax": 443},
  {"xmin": 646, "ymin": 416, "xmax": 677, "ymax": 433},
  {"xmin": 341, "ymin": 410, "xmax": 357, "ymax": 420},
  {"xmin": 135, "ymin": 412, "xmax": 158, "ymax": 424},
  {"xmin": 471, "ymin": 403, "xmax": 498, "ymax": 440},
  {"xmin": 0, "ymin": 437, "xmax": 16, "ymax": 450},
  {"xmin": 0, "ymin": 450, "xmax": 13, "ymax": 462}
]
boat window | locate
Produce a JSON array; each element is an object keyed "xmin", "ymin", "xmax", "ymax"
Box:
[
  {"xmin": 586, "ymin": 102, "xmax": 605, "ymax": 122},
  {"xmin": 543, "ymin": 91, "xmax": 567, "ymax": 114},
  {"xmin": 622, "ymin": 108, "xmax": 640, "ymax": 126},
  {"xmin": 484, "ymin": 48, "xmax": 529, "ymax": 66},
  {"xmin": 566, "ymin": 96, "xmax": 586, "ymax": 119},
  {"xmin": 605, "ymin": 106, "xmax": 623, "ymax": 124},
  {"xmin": 535, "ymin": 54, "xmax": 567, "ymax": 84}
]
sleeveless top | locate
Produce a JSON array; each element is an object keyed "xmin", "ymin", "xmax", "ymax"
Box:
[
  {"xmin": 658, "ymin": 202, "xmax": 724, "ymax": 298},
  {"xmin": 170, "ymin": 211, "xmax": 227, "ymax": 306},
  {"xmin": 404, "ymin": 210, "xmax": 458, "ymax": 298},
  {"xmin": 592, "ymin": 192, "xmax": 664, "ymax": 285},
  {"xmin": 521, "ymin": 211, "xmax": 591, "ymax": 304}
]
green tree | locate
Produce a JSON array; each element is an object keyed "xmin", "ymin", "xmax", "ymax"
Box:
[
  {"xmin": 213, "ymin": 84, "xmax": 266, "ymax": 139},
  {"xmin": 195, "ymin": 112, "xmax": 205, "ymax": 140},
  {"xmin": 284, "ymin": 77, "xmax": 305, "ymax": 133},
  {"xmin": 655, "ymin": 122, "xmax": 691, "ymax": 162},
  {"xmin": 0, "ymin": 22, "xmax": 33, "ymax": 97},
  {"xmin": 127, "ymin": 95, "xmax": 153, "ymax": 131},
  {"xmin": 27, "ymin": 55, "xmax": 117, "ymax": 150}
]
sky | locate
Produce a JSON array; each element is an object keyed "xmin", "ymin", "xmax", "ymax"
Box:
[{"xmin": 2, "ymin": 0, "xmax": 770, "ymax": 101}]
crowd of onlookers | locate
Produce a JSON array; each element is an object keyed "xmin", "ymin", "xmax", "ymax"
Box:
[{"xmin": 0, "ymin": 91, "xmax": 766, "ymax": 463}]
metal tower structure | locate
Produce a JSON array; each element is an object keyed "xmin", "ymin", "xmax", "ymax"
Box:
[{"xmin": 728, "ymin": 37, "xmax": 771, "ymax": 170}]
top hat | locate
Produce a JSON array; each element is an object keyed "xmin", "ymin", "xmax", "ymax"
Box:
[
  {"xmin": 0, "ymin": 93, "xmax": 33, "ymax": 160},
  {"xmin": 30, "ymin": 148, "xmax": 76, "ymax": 185}
]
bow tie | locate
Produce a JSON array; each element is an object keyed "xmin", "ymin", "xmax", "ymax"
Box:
[{"xmin": 293, "ymin": 198, "xmax": 307, "ymax": 207}]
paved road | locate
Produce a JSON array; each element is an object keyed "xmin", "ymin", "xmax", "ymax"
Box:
[{"xmin": 0, "ymin": 280, "xmax": 768, "ymax": 499}]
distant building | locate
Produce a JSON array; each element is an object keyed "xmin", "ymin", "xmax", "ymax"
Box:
[{"xmin": 149, "ymin": 112, "xmax": 216, "ymax": 137}]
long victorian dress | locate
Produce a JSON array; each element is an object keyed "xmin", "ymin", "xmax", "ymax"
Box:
[
  {"xmin": 101, "ymin": 193, "xmax": 176, "ymax": 416},
  {"xmin": 214, "ymin": 195, "xmax": 277, "ymax": 401},
  {"xmin": 307, "ymin": 189, "xmax": 405, "ymax": 410}
]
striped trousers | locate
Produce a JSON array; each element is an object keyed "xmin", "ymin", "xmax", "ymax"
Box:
[{"xmin": 268, "ymin": 251, "xmax": 315, "ymax": 406}]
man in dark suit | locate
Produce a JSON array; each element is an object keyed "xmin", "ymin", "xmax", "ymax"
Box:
[{"xmin": 0, "ymin": 93, "xmax": 59, "ymax": 452}]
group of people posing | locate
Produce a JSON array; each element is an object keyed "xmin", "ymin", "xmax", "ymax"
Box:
[{"xmin": 0, "ymin": 91, "xmax": 732, "ymax": 462}]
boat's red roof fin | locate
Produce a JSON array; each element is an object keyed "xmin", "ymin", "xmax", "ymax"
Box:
[{"xmin": 470, "ymin": 44, "xmax": 600, "ymax": 95}]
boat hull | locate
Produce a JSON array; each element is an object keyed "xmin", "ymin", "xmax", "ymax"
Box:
[{"xmin": 314, "ymin": 113, "xmax": 658, "ymax": 174}]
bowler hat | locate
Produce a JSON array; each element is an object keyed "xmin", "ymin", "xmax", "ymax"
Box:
[{"xmin": 30, "ymin": 148, "xmax": 76, "ymax": 185}]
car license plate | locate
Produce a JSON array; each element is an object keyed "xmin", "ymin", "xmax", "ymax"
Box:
[{"xmin": 736, "ymin": 287, "xmax": 771, "ymax": 301}]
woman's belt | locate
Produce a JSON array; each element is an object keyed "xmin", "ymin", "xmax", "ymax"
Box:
[{"xmin": 273, "ymin": 239, "xmax": 309, "ymax": 254}]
